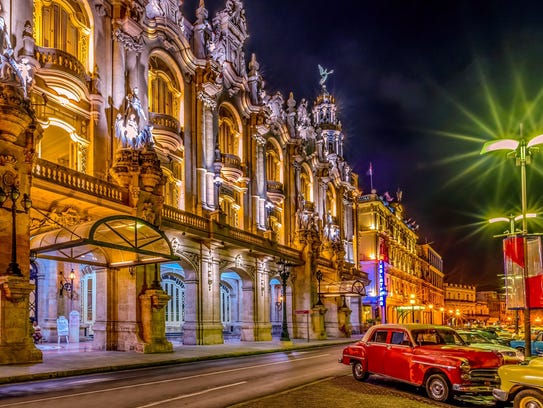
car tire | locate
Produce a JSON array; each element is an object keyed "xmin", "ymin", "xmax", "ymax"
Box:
[
  {"xmin": 514, "ymin": 389, "xmax": 543, "ymax": 408},
  {"xmin": 352, "ymin": 360, "xmax": 369, "ymax": 381},
  {"xmin": 425, "ymin": 373, "xmax": 451, "ymax": 402}
]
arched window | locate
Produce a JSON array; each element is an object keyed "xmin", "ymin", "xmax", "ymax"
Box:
[
  {"xmin": 35, "ymin": 0, "xmax": 91, "ymax": 67},
  {"xmin": 218, "ymin": 106, "xmax": 240, "ymax": 157},
  {"xmin": 326, "ymin": 185, "xmax": 336, "ymax": 217},
  {"xmin": 161, "ymin": 272, "xmax": 186, "ymax": 333},
  {"xmin": 220, "ymin": 283, "xmax": 232, "ymax": 327},
  {"xmin": 38, "ymin": 123, "xmax": 89, "ymax": 172},
  {"xmin": 148, "ymin": 56, "xmax": 182, "ymax": 119},
  {"xmin": 80, "ymin": 266, "xmax": 96, "ymax": 336},
  {"xmin": 265, "ymin": 142, "xmax": 281, "ymax": 182},
  {"xmin": 300, "ymin": 167, "xmax": 312, "ymax": 203}
]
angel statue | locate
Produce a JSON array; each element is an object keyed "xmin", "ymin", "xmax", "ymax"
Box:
[{"xmin": 318, "ymin": 64, "xmax": 334, "ymax": 86}]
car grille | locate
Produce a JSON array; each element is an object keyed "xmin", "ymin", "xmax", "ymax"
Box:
[{"xmin": 469, "ymin": 368, "xmax": 499, "ymax": 384}]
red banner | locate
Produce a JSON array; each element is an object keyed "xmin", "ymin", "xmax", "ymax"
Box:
[{"xmin": 503, "ymin": 236, "xmax": 543, "ymax": 309}]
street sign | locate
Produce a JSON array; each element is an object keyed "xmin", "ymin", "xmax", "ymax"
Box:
[{"xmin": 295, "ymin": 310, "xmax": 310, "ymax": 315}]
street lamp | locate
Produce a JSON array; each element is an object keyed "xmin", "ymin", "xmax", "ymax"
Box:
[
  {"xmin": 315, "ymin": 270, "xmax": 323, "ymax": 306},
  {"xmin": 409, "ymin": 294, "xmax": 416, "ymax": 323},
  {"xmin": 0, "ymin": 184, "xmax": 32, "ymax": 276},
  {"xmin": 277, "ymin": 259, "xmax": 294, "ymax": 342},
  {"xmin": 481, "ymin": 129, "xmax": 543, "ymax": 358},
  {"xmin": 428, "ymin": 304, "xmax": 434, "ymax": 324},
  {"xmin": 440, "ymin": 307, "xmax": 445, "ymax": 325}
]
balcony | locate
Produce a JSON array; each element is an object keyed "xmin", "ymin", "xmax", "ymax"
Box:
[
  {"xmin": 149, "ymin": 112, "xmax": 182, "ymax": 153},
  {"xmin": 220, "ymin": 153, "xmax": 244, "ymax": 183},
  {"xmin": 34, "ymin": 46, "xmax": 90, "ymax": 101},
  {"xmin": 266, "ymin": 180, "xmax": 285, "ymax": 203},
  {"xmin": 33, "ymin": 158, "xmax": 128, "ymax": 204}
]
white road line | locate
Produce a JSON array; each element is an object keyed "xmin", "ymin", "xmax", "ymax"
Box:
[
  {"xmin": 0, "ymin": 353, "xmax": 330, "ymax": 407},
  {"xmin": 134, "ymin": 381, "xmax": 247, "ymax": 408}
]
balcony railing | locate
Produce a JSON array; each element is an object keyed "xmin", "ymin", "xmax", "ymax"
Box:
[
  {"xmin": 33, "ymin": 159, "xmax": 128, "ymax": 204},
  {"xmin": 266, "ymin": 180, "xmax": 284, "ymax": 195},
  {"xmin": 35, "ymin": 46, "xmax": 89, "ymax": 86},
  {"xmin": 162, "ymin": 206, "xmax": 301, "ymax": 262},
  {"xmin": 149, "ymin": 112, "xmax": 181, "ymax": 134}
]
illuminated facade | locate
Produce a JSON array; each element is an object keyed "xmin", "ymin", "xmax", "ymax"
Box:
[
  {"xmin": 0, "ymin": 0, "xmax": 374, "ymax": 364},
  {"xmin": 444, "ymin": 283, "xmax": 490, "ymax": 326},
  {"xmin": 357, "ymin": 192, "xmax": 445, "ymax": 326}
]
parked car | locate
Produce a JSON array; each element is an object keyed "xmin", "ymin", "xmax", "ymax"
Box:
[
  {"xmin": 510, "ymin": 331, "xmax": 543, "ymax": 355},
  {"xmin": 493, "ymin": 357, "xmax": 543, "ymax": 408},
  {"xmin": 339, "ymin": 324, "xmax": 506, "ymax": 402},
  {"xmin": 457, "ymin": 330, "xmax": 524, "ymax": 363}
]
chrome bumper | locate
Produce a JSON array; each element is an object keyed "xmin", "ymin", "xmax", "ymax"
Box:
[
  {"xmin": 452, "ymin": 384, "xmax": 495, "ymax": 393},
  {"xmin": 492, "ymin": 388, "xmax": 509, "ymax": 402}
]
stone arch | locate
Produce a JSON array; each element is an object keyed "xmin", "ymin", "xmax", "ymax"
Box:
[{"xmin": 219, "ymin": 265, "xmax": 256, "ymax": 341}]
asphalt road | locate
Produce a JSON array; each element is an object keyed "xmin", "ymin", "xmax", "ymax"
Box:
[{"xmin": 0, "ymin": 345, "xmax": 505, "ymax": 408}]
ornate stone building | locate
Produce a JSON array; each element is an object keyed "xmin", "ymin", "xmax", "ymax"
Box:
[{"xmin": 0, "ymin": 0, "xmax": 381, "ymax": 364}]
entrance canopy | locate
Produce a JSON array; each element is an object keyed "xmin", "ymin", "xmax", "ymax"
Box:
[
  {"xmin": 30, "ymin": 215, "xmax": 179, "ymax": 268},
  {"xmin": 320, "ymin": 279, "xmax": 367, "ymax": 298}
]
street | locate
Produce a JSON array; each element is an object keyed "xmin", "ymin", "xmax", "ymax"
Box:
[{"xmin": 0, "ymin": 345, "xmax": 503, "ymax": 408}]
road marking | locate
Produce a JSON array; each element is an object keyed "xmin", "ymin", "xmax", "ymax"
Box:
[
  {"xmin": 0, "ymin": 353, "xmax": 330, "ymax": 407},
  {"xmin": 134, "ymin": 381, "xmax": 247, "ymax": 407}
]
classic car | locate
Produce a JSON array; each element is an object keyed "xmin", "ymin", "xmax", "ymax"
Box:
[
  {"xmin": 339, "ymin": 324, "xmax": 507, "ymax": 402},
  {"xmin": 457, "ymin": 330, "xmax": 524, "ymax": 363},
  {"xmin": 493, "ymin": 357, "xmax": 543, "ymax": 408},
  {"xmin": 510, "ymin": 331, "xmax": 543, "ymax": 356}
]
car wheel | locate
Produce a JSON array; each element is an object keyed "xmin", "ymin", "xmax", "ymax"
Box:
[
  {"xmin": 514, "ymin": 389, "xmax": 543, "ymax": 408},
  {"xmin": 352, "ymin": 360, "xmax": 369, "ymax": 381},
  {"xmin": 425, "ymin": 373, "xmax": 451, "ymax": 402}
]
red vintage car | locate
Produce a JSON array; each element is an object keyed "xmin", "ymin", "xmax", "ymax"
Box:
[{"xmin": 339, "ymin": 324, "xmax": 508, "ymax": 402}]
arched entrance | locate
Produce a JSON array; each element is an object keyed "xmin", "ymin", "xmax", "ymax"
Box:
[{"xmin": 29, "ymin": 215, "xmax": 179, "ymax": 352}]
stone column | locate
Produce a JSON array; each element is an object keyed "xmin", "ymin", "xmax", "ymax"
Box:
[
  {"xmin": 0, "ymin": 83, "xmax": 42, "ymax": 363},
  {"xmin": 139, "ymin": 264, "xmax": 173, "ymax": 353}
]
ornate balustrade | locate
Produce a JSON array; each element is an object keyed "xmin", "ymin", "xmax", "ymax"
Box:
[
  {"xmin": 33, "ymin": 159, "xmax": 128, "ymax": 203},
  {"xmin": 35, "ymin": 46, "xmax": 89, "ymax": 85}
]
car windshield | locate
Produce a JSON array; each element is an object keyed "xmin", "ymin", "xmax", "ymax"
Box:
[
  {"xmin": 411, "ymin": 329, "xmax": 466, "ymax": 346},
  {"xmin": 459, "ymin": 332, "xmax": 492, "ymax": 344}
]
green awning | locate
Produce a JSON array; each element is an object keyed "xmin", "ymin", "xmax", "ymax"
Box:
[{"xmin": 30, "ymin": 215, "xmax": 178, "ymax": 267}]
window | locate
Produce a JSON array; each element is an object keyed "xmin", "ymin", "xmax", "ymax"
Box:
[
  {"xmin": 148, "ymin": 56, "xmax": 181, "ymax": 119},
  {"xmin": 37, "ymin": 0, "xmax": 90, "ymax": 67},
  {"xmin": 391, "ymin": 331, "xmax": 407, "ymax": 345},
  {"xmin": 220, "ymin": 283, "xmax": 231, "ymax": 327},
  {"xmin": 162, "ymin": 274, "xmax": 185, "ymax": 332},
  {"xmin": 371, "ymin": 330, "xmax": 388, "ymax": 343}
]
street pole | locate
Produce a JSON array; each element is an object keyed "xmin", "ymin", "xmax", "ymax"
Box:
[{"xmin": 519, "ymin": 138, "xmax": 532, "ymax": 358}]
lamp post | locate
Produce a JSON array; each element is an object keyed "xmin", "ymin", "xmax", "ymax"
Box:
[
  {"xmin": 440, "ymin": 307, "xmax": 445, "ymax": 325},
  {"xmin": 428, "ymin": 304, "xmax": 434, "ymax": 324},
  {"xmin": 315, "ymin": 270, "xmax": 323, "ymax": 306},
  {"xmin": 277, "ymin": 259, "xmax": 294, "ymax": 342},
  {"xmin": 0, "ymin": 184, "xmax": 32, "ymax": 277},
  {"xmin": 409, "ymin": 294, "xmax": 416, "ymax": 323},
  {"xmin": 481, "ymin": 129, "xmax": 543, "ymax": 358}
]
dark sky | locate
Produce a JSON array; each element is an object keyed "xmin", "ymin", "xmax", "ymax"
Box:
[{"xmin": 183, "ymin": 1, "xmax": 543, "ymax": 290}]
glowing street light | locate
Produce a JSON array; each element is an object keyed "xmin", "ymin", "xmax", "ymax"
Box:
[
  {"xmin": 489, "ymin": 214, "xmax": 537, "ymax": 237},
  {"xmin": 481, "ymin": 127, "xmax": 543, "ymax": 358}
]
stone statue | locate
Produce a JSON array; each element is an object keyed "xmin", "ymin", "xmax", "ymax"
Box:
[
  {"xmin": 0, "ymin": 16, "xmax": 31, "ymax": 97},
  {"xmin": 318, "ymin": 64, "xmax": 334, "ymax": 87}
]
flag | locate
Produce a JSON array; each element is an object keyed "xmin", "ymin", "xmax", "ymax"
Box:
[{"xmin": 366, "ymin": 162, "xmax": 373, "ymax": 176}]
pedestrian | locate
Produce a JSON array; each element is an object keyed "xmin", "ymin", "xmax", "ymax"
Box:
[{"xmin": 32, "ymin": 319, "xmax": 42, "ymax": 344}]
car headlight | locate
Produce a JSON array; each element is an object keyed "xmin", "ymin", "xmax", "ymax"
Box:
[{"xmin": 460, "ymin": 360, "xmax": 471, "ymax": 373}]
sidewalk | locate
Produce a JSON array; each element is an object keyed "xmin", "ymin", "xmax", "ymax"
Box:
[{"xmin": 0, "ymin": 337, "xmax": 358, "ymax": 385}]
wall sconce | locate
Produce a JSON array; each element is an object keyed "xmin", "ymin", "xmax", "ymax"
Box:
[{"xmin": 59, "ymin": 269, "xmax": 76, "ymax": 299}]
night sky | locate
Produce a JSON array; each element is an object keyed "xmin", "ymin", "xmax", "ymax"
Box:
[{"xmin": 183, "ymin": 1, "xmax": 543, "ymax": 290}]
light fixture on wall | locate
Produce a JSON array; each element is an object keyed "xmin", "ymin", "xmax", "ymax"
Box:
[{"xmin": 59, "ymin": 269, "xmax": 76, "ymax": 299}]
